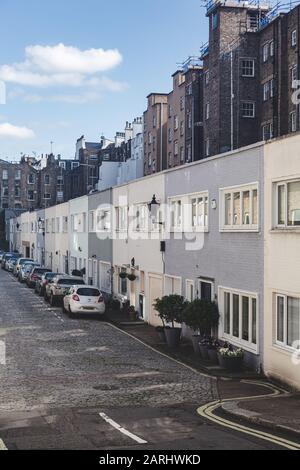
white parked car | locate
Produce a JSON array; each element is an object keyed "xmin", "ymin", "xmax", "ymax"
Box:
[{"xmin": 62, "ymin": 286, "xmax": 106, "ymax": 317}]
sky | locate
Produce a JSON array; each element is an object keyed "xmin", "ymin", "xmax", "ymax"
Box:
[{"xmin": 0, "ymin": 0, "xmax": 208, "ymax": 161}]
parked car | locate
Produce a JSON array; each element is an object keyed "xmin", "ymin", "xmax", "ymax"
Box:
[
  {"xmin": 1, "ymin": 253, "xmax": 14, "ymax": 270},
  {"xmin": 47, "ymin": 275, "xmax": 85, "ymax": 306},
  {"xmin": 0, "ymin": 251, "xmax": 5, "ymax": 262},
  {"xmin": 5, "ymin": 253, "xmax": 21, "ymax": 270},
  {"xmin": 14, "ymin": 258, "xmax": 34, "ymax": 277},
  {"xmin": 63, "ymin": 286, "xmax": 105, "ymax": 317},
  {"xmin": 35, "ymin": 272, "xmax": 63, "ymax": 297},
  {"xmin": 18, "ymin": 263, "xmax": 40, "ymax": 283},
  {"xmin": 6, "ymin": 257, "xmax": 18, "ymax": 272},
  {"xmin": 27, "ymin": 267, "xmax": 51, "ymax": 289}
]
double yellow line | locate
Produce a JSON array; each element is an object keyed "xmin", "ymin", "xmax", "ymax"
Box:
[{"xmin": 197, "ymin": 381, "xmax": 300, "ymax": 450}]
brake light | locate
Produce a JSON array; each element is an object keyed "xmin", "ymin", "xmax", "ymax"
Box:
[
  {"xmin": 72, "ymin": 294, "xmax": 80, "ymax": 302},
  {"xmin": 98, "ymin": 296, "xmax": 104, "ymax": 303},
  {"xmin": 31, "ymin": 274, "xmax": 38, "ymax": 280}
]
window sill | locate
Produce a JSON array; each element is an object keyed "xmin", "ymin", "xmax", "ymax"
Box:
[
  {"xmin": 272, "ymin": 343, "xmax": 298, "ymax": 356},
  {"xmin": 221, "ymin": 334, "xmax": 259, "ymax": 355},
  {"xmin": 220, "ymin": 227, "xmax": 259, "ymax": 233},
  {"xmin": 270, "ymin": 227, "xmax": 300, "ymax": 233}
]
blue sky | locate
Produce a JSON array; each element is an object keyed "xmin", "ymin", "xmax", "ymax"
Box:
[{"xmin": 0, "ymin": 0, "xmax": 207, "ymax": 161}]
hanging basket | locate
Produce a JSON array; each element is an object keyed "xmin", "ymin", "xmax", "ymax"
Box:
[
  {"xmin": 119, "ymin": 272, "xmax": 127, "ymax": 279},
  {"xmin": 127, "ymin": 274, "xmax": 137, "ymax": 282}
]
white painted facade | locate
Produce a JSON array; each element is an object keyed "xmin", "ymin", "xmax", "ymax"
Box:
[
  {"xmin": 112, "ymin": 172, "xmax": 165, "ymax": 325},
  {"xmin": 68, "ymin": 196, "xmax": 89, "ymax": 282},
  {"xmin": 264, "ymin": 134, "xmax": 300, "ymax": 390}
]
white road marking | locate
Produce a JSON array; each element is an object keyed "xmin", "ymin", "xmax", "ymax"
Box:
[
  {"xmin": 99, "ymin": 413, "xmax": 147, "ymax": 444},
  {"xmin": 0, "ymin": 439, "xmax": 7, "ymax": 450}
]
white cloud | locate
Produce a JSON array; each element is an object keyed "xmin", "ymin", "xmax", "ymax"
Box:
[
  {"xmin": 0, "ymin": 123, "xmax": 35, "ymax": 139},
  {"xmin": 0, "ymin": 43, "xmax": 123, "ymax": 89}
]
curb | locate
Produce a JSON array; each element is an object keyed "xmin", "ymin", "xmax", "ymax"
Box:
[{"xmin": 221, "ymin": 400, "xmax": 300, "ymax": 440}]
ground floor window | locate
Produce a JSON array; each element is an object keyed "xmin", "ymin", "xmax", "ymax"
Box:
[
  {"xmin": 276, "ymin": 294, "xmax": 300, "ymax": 350},
  {"xmin": 198, "ymin": 279, "xmax": 214, "ymax": 301},
  {"xmin": 164, "ymin": 275, "xmax": 182, "ymax": 296},
  {"xmin": 186, "ymin": 280, "xmax": 195, "ymax": 302},
  {"xmin": 220, "ymin": 287, "xmax": 258, "ymax": 352}
]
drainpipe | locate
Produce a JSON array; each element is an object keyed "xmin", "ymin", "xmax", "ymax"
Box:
[{"xmin": 230, "ymin": 50, "xmax": 234, "ymax": 151}]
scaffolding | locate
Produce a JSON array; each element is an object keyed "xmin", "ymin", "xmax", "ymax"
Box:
[{"xmin": 177, "ymin": 56, "xmax": 202, "ymax": 73}]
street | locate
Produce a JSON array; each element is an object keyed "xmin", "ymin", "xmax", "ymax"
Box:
[{"xmin": 0, "ymin": 269, "xmax": 282, "ymax": 450}]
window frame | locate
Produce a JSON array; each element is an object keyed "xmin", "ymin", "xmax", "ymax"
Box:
[
  {"xmin": 292, "ymin": 29, "xmax": 297, "ymax": 47},
  {"xmin": 241, "ymin": 59, "xmax": 255, "ymax": 78},
  {"xmin": 219, "ymin": 286, "xmax": 259, "ymax": 353},
  {"xmin": 198, "ymin": 278, "xmax": 214, "ymax": 302},
  {"xmin": 241, "ymin": 101, "xmax": 255, "ymax": 118},
  {"xmin": 275, "ymin": 293, "xmax": 300, "ymax": 351},
  {"xmin": 220, "ymin": 182, "xmax": 259, "ymax": 232},
  {"xmin": 189, "ymin": 192, "xmax": 209, "ymax": 232},
  {"xmin": 274, "ymin": 178, "xmax": 300, "ymax": 228}
]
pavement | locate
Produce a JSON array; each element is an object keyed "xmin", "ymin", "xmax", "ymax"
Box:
[{"xmin": 0, "ymin": 268, "xmax": 297, "ymax": 450}]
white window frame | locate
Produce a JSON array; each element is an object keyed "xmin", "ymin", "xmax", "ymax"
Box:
[
  {"xmin": 219, "ymin": 286, "xmax": 259, "ymax": 354},
  {"xmin": 262, "ymin": 43, "xmax": 269, "ymax": 62},
  {"xmin": 198, "ymin": 278, "xmax": 214, "ymax": 301},
  {"xmin": 274, "ymin": 178, "xmax": 300, "ymax": 228},
  {"xmin": 185, "ymin": 279, "xmax": 195, "ymax": 302},
  {"xmin": 89, "ymin": 210, "xmax": 96, "ymax": 232},
  {"xmin": 290, "ymin": 111, "xmax": 297, "ymax": 132},
  {"xmin": 241, "ymin": 59, "xmax": 255, "ymax": 77},
  {"xmin": 292, "ymin": 29, "xmax": 297, "ymax": 47},
  {"xmin": 205, "ymin": 102, "xmax": 210, "ymax": 120},
  {"xmin": 164, "ymin": 275, "xmax": 182, "ymax": 296},
  {"xmin": 220, "ymin": 182, "xmax": 259, "ymax": 232},
  {"xmin": 262, "ymin": 122, "xmax": 273, "ymax": 140},
  {"xmin": 269, "ymin": 40, "xmax": 275, "ymax": 57},
  {"xmin": 275, "ymin": 293, "xmax": 300, "ymax": 351},
  {"xmin": 134, "ymin": 204, "xmax": 148, "ymax": 232},
  {"xmin": 205, "ymin": 138, "xmax": 210, "ymax": 157},
  {"xmin": 169, "ymin": 198, "xmax": 183, "ymax": 232},
  {"xmin": 96, "ymin": 207, "xmax": 111, "ymax": 232},
  {"xmin": 189, "ymin": 192, "xmax": 209, "ymax": 232},
  {"xmin": 116, "ymin": 206, "xmax": 128, "ymax": 232},
  {"xmin": 263, "ymin": 81, "xmax": 269, "ymax": 101},
  {"xmin": 241, "ymin": 101, "xmax": 255, "ymax": 118}
]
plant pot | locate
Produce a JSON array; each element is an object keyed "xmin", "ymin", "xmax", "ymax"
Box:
[
  {"xmin": 207, "ymin": 348, "xmax": 219, "ymax": 364},
  {"xmin": 191, "ymin": 335, "xmax": 201, "ymax": 354},
  {"xmin": 199, "ymin": 344, "xmax": 209, "ymax": 360},
  {"xmin": 156, "ymin": 327, "xmax": 166, "ymax": 343},
  {"xmin": 218, "ymin": 355, "xmax": 243, "ymax": 372},
  {"xmin": 164, "ymin": 327, "xmax": 182, "ymax": 348},
  {"xmin": 129, "ymin": 311, "xmax": 137, "ymax": 321}
]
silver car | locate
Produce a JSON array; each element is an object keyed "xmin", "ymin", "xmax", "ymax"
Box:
[
  {"xmin": 14, "ymin": 258, "xmax": 34, "ymax": 277},
  {"xmin": 18, "ymin": 263, "xmax": 40, "ymax": 283},
  {"xmin": 47, "ymin": 275, "xmax": 85, "ymax": 306}
]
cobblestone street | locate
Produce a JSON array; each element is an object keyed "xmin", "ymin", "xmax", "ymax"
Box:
[{"xmin": 0, "ymin": 269, "xmax": 281, "ymax": 450}]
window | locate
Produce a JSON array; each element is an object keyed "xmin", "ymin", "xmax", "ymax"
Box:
[
  {"xmin": 15, "ymin": 186, "xmax": 21, "ymax": 197},
  {"xmin": 59, "ymin": 162, "xmax": 66, "ymax": 169},
  {"xmin": 180, "ymin": 96, "xmax": 185, "ymax": 111},
  {"xmin": 28, "ymin": 174, "xmax": 35, "ymax": 185},
  {"xmin": 168, "ymin": 128, "xmax": 172, "ymax": 142},
  {"xmin": 116, "ymin": 206, "xmax": 127, "ymax": 231},
  {"xmin": 2, "ymin": 187, "xmax": 8, "ymax": 197},
  {"xmin": 56, "ymin": 217, "xmax": 60, "ymax": 233},
  {"xmin": 270, "ymin": 78, "xmax": 275, "ymax": 97},
  {"xmin": 276, "ymin": 294, "xmax": 300, "ymax": 350},
  {"xmin": 275, "ymin": 180, "xmax": 300, "ymax": 227},
  {"xmin": 174, "ymin": 140, "xmax": 179, "ymax": 156},
  {"xmin": 63, "ymin": 216, "xmax": 68, "ymax": 232},
  {"xmin": 248, "ymin": 12, "xmax": 258, "ymax": 30},
  {"xmin": 148, "ymin": 132, "xmax": 153, "ymax": 145},
  {"xmin": 190, "ymin": 193, "xmax": 209, "ymax": 230},
  {"xmin": 270, "ymin": 40, "xmax": 275, "ymax": 57},
  {"xmin": 89, "ymin": 211, "xmax": 95, "ymax": 232},
  {"xmin": 174, "ymin": 115, "xmax": 179, "ymax": 131},
  {"xmin": 187, "ymin": 113, "xmax": 192, "ymax": 129},
  {"xmin": 262, "ymin": 43, "xmax": 269, "ymax": 62},
  {"xmin": 43, "ymin": 193, "xmax": 51, "ymax": 200},
  {"xmin": 186, "ymin": 144, "xmax": 192, "ymax": 162},
  {"xmin": 97, "ymin": 209, "xmax": 111, "ymax": 232},
  {"xmin": 186, "ymin": 280, "xmax": 195, "ymax": 302},
  {"xmin": 205, "ymin": 138, "xmax": 210, "ymax": 157},
  {"xmin": 15, "ymin": 170, "xmax": 21, "ymax": 180},
  {"xmin": 71, "ymin": 162, "xmax": 79, "ymax": 170},
  {"xmin": 153, "ymin": 115, "xmax": 157, "ymax": 128},
  {"xmin": 292, "ymin": 29, "xmax": 297, "ymax": 47},
  {"xmin": 180, "ymin": 121, "xmax": 184, "ymax": 136},
  {"xmin": 134, "ymin": 204, "xmax": 148, "ymax": 231},
  {"xmin": 241, "ymin": 59, "xmax": 254, "ymax": 77},
  {"xmin": 57, "ymin": 175, "xmax": 64, "ymax": 185},
  {"xmin": 205, "ymin": 70, "xmax": 210, "ymax": 85},
  {"xmin": 180, "ymin": 146, "xmax": 184, "ymax": 163},
  {"xmin": 291, "ymin": 65, "xmax": 297, "ymax": 86},
  {"xmin": 2, "ymin": 170, "xmax": 8, "ymax": 180},
  {"xmin": 205, "ymin": 102, "xmax": 210, "ymax": 120},
  {"xmin": 241, "ymin": 102, "xmax": 255, "ymax": 118},
  {"xmin": 187, "ymin": 83, "xmax": 192, "ymax": 95},
  {"xmin": 263, "ymin": 82, "xmax": 269, "ymax": 101},
  {"xmin": 212, "ymin": 11, "xmax": 218, "ymax": 30},
  {"xmin": 290, "ymin": 111, "xmax": 297, "ymax": 132},
  {"xmin": 27, "ymin": 190, "xmax": 34, "ymax": 201},
  {"xmin": 262, "ymin": 122, "xmax": 273, "ymax": 140},
  {"xmin": 44, "ymin": 174, "xmax": 50, "ymax": 185},
  {"xmin": 170, "ymin": 199, "xmax": 182, "ymax": 230},
  {"xmin": 220, "ymin": 287, "xmax": 258, "ymax": 351},
  {"xmin": 220, "ymin": 183, "xmax": 259, "ymax": 231},
  {"xmin": 148, "ymin": 153, "xmax": 152, "ymax": 167}
]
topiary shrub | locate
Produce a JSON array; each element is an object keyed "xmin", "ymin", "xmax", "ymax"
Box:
[
  {"xmin": 182, "ymin": 299, "xmax": 219, "ymax": 336},
  {"xmin": 153, "ymin": 295, "xmax": 188, "ymax": 328}
]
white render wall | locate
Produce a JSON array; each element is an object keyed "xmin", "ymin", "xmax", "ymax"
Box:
[
  {"xmin": 69, "ymin": 196, "xmax": 89, "ymax": 281},
  {"xmin": 264, "ymin": 134, "xmax": 300, "ymax": 390}
]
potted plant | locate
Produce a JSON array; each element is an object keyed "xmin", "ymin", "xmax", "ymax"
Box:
[
  {"xmin": 218, "ymin": 346, "xmax": 244, "ymax": 372},
  {"xmin": 119, "ymin": 272, "xmax": 127, "ymax": 279},
  {"xmin": 207, "ymin": 339, "xmax": 220, "ymax": 364},
  {"xmin": 128, "ymin": 305, "xmax": 137, "ymax": 322},
  {"xmin": 153, "ymin": 295, "xmax": 187, "ymax": 348},
  {"xmin": 155, "ymin": 326, "xmax": 166, "ymax": 343},
  {"xmin": 127, "ymin": 273, "xmax": 137, "ymax": 282},
  {"xmin": 199, "ymin": 336, "xmax": 211, "ymax": 359},
  {"xmin": 182, "ymin": 299, "xmax": 220, "ymax": 355}
]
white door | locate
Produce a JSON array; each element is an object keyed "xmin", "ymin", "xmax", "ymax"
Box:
[{"xmin": 148, "ymin": 274, "xmax": 163, "ymax": 327}]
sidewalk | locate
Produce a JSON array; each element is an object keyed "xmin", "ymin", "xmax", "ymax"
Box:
[
  {"xmin": 106, "ymin": 310, "xmax": 262, "ymax": 379},
  {"xmin": 221, "ymin": 394, "xmax": 300, "ymax": 438}
]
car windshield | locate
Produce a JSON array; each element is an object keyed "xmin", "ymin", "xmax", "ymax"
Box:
[
  {"xmin": 24, "ymin": 264, "xmax": 36, "ymax": 271},
  {"xmin": 34, "ymin": 268, "xmax": 50, "ymax": 275},
  {"xmin": 58, "ymin": 279, "xmax": 85, "ymax": 286},
  {"xmin": 77, "ymin": 288, "xmax": 100, "ymax": 297},
  {"xmin": 45, "ymin": 273, "xmax": 59, "ymax": 280}
]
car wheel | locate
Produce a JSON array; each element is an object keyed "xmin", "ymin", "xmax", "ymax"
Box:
[
  {"xmin": 50, "ymin": 294, "xmax": 56, "ymax": 307},
  {"xmin": 44, "ymin": 292, "xmax": 48, "ymax": 302},
  {"xmin": 68, "ymin": 306, "xmax": 75, "ymax": 319}
]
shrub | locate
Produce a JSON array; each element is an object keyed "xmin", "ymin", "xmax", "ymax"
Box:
[
  {"xmin": 182, "ymin": 299, "xmax": 219, "ymax": 336},
  {"xmin": 153, "ymin": 295, "xmax": 188, "ymax": 328}
]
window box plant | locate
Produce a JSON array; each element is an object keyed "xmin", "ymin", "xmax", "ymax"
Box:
[
  {"xmin": 218, "ymin": 347, "xmax": 244, "ymax": 372},
  {"xmin": 153, "ymin": 295, "xmax": 187, "ymax": 348},
  {"xmin": 182, "ymin": 299, "xmax": 219, "ymax": 355}
]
